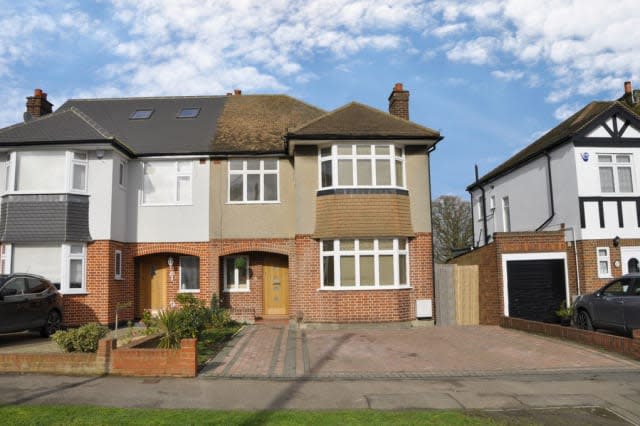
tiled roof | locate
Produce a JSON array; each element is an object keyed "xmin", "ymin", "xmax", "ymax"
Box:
[
  {"xmin": 211, "ymin": 95, "xmax": 325, "ymax": 153},
  {"xmin": 468, "ymin": 101, "xmax": 640, "ymax": 190},
  {"xmin": 288, "ymin": 102, "xmax": 440, "ymax": 140},
  {"xmin": 0, "ymin": 108, "xmax": 112, "ymax": 144}
]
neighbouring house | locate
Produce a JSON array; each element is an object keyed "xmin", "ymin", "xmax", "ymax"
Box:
[
  {"xmin": 0, "ymin": 84, "xmax": 441, "ymax": 326},
  {"xmin": 450, "ymin": 81, "xmax": 640, "ymax": 325}
]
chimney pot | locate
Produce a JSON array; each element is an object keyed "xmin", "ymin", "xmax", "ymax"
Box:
[
  {"xmin": 226, "ymin": 92, "xmax": 232, "ymax": 96},
  {"xmin": 234, "ymin": 89, "xmax": 242, "ymax": 96},
  {"xmin": 26, "ymin": 87, "xmax": 53, "ymax": 118},
  {"xmin": 625, "ymin": 81, "xmax": 632, "ymax": 94},
  {"xmin": 388, "ymin": 82, "xmax": 409, "ymax": 120}
]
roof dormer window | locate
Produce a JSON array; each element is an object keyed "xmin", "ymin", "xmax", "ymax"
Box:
[
  {"xmin": 177, "ymin": 107, "xmax": 200, "ymax": 119},
  {"xmin": 129, "ymin": 109, "xmax": 154, "ymax": 120}
]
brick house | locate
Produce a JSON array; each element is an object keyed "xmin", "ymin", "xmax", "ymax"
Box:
[
  {"xmin": 452, "ymin": 81, "xmax": 640, "ymax": 324},
  {"xmin": 0, "ymin": 84, "xmax": 441, "ymax": 326}
]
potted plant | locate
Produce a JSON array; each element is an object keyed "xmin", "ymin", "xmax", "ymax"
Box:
[{"xmin": 555, "ymin": 301, "xmax": 574, "ymax": 326}]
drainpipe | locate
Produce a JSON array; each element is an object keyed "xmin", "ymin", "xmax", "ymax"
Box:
[
  {"xmin": 535, "ymin": 151, "xmax": 555, "ymax": 231},
  {"xmin": 475, "ymin": 165, "xmax": 489, "ymax": 245}
]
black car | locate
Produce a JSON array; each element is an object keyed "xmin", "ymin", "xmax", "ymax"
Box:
[
  {"xmin": 573, "ymin": 274, "xmax": 640, "ymax": 336},
  {"xmin": 0, "ymin": 273, "xmax": 63, "ymax": 337}
]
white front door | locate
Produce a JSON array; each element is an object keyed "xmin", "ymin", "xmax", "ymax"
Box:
[{"xmin": 621, "ymin": 247, "xmax": 640, "ymax": 274}]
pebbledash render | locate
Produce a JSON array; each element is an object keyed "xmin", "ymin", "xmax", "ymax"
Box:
[{"xmin": 0, "ymin": 84, "xmax": 442, "ymax": 326}]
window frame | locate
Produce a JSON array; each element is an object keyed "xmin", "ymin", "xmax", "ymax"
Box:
[
  {"xmin": 320, "ymin": 238, "xmax": 410, "ymax": 290},
  {"xmin": 6, "ymin": 150, "xmax": 91, "ymax": 195},
  {"xmin": 223, "ymin": 255, "xmax": 250, "ymax": 292},
  {"xmin": 141, "ymin": 160, "xmax": 193, "ymax": 206},
  {"xmin": 598, "ymin": 153, "xmax": 634, "ymax": 194},
  {"xmin": 502, "ymin": 196, "xmax": 511, "ymax": 232},
  {"xmin": 227, "ymin": 159, "xmax": 280, "ymax": 204},
  {"xmin": 118, "ymin": 160, "xmax": 127, "ymax": 189},
  {"xmin": 114, "ymin": 250, "xmax": 122, "ymax": 280},
  {"xmin": 178, "ymin": 255, "xmax": 200, "ymax": 293},
  {"xmin": 596, "ymin": 246, "xmax": 611, "ymax": 278},
  {"xmin": 318, "ymin": 144, "xmax": 405, "ymax": 190}
]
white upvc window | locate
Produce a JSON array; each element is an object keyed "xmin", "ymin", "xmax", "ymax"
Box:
[
  {"xmin": 179, "ymin": 255, "xmax": 200, "ymax": 292},
  {"xmin": 228, "ymin": 159, "xmax": 279, "ymax": 203},
  {"xmin": 114, "ymin": 250, "xmax": 122, "ymax": 280},
  {"xmin": 319, "ymin": 144, "xmax": 405, "ymax": 189},
  {"xmin": 321, "ymin": 238, "xmax": 409, "ymax": 289},
  {"xmin": 596, "ymin": 247, "xmax": 611, "ymax": 278},
  {"xmin": 10, "ymin": 243, "xmax": 86, "ymax": 293},
  {"xmin": 476, "ymin": 195, "xmax": 484, "ymax": 220},
  {"xmin": 502, "ymin": 196, "xmax": 511, "ymax": 232},
  {"xmin": 223, "ymin": 255, "xmax": 249, "ymax": 292},
  {"xmin": 7, "ymin": 150, "xmax": 89, "ymax": 194},
  {"xmin": 598, "ymin": 154, "xmax": 634, "ymax": 193},
  {"xmin": 0, "ymin": 244, "xmax": 11, "ymax": 274},
  {"xmin": 142, "ymin": 160, "xmax": 192, "ymax": 205},
  {"xmin": 70, "ymin": 151, "xmax": 88, "ymax": 192},
  {"xmin": 118, "ymin": 160, "xmax": 127, "ymax": 189}
]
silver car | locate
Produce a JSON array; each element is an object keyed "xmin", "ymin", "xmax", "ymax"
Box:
[{"xmin": 573, "ymin": 274, "xmax": 640, "ymax": 336}]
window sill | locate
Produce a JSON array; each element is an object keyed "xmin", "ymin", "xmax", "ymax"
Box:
[
  {"xmin": 60, "ymin": 291, "xmax": 88, "ymax": 296},
  {"xmin": 317, "ymin": 188, "xmax": 408, "ymax": 196},
  {"xmin": 318, "ymin": 286, "xmax": 412, "ymax": 291},
  {"xmin": 114, "ymin": 277, "xmax": 123, "ymax": 281},
  {"xmin": 598, "ymin": 275, "xmax": 612, "ymax": 279},
  {"xmin": 178, "ymin": 289, "xmax": 200, "ymax": 293},
  {"xmin": 223, "ymin": 288, "xmax": 251, "ymax": 293},
  {"xmin": 140, "ymin": 202, "xmax": 194, "ymax": 207},
  {"xmin": 226, "ymin": 201, "xmax": 280, "ymax": 205}
]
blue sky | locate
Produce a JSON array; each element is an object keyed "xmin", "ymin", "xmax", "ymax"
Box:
[{"xmin": 1, "ymin": 1, "xmax": 638, "ymax": 198}]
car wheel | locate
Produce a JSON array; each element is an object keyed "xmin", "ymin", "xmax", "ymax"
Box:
[
  {"xmin": 40, "ymin": 310, "xmax": 62, "ymax": 337},
  {"xmin": 576, "ymin": 310, "xmax": 593, "ymax": 331}
]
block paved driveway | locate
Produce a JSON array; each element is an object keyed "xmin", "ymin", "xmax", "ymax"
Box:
[{"xmin": 199, "ymin": 324, "xmax": 640, "ymax": 379}]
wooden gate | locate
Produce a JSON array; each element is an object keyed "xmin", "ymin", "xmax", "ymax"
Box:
[{"xmin": 435, "ymin": 264, "xmax": 479, "ymax": 326}]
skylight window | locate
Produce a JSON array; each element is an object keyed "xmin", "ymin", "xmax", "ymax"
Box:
[
  {"xmin": 130, "ymin": 109, "xmax": 154, "ymax": 120},
  {"xmin": 177, "ymin": 107, "xmax": 201, "ymax": 119}
]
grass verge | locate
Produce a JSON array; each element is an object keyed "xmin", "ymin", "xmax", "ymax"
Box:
[{"xmin": 0, "ymin": 405, "xmax": 501, "ymax": 425}]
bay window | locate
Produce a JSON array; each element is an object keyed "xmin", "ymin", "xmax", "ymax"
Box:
[
  {"xmin": 321, "ymin": 238, "xmax": 409, "ymax": 289},
  {"xmin": 6, "ymin": 150, "xmax": 89, "ymax": 193},
  {"xmin": 10, "ymin": 243, "xmax": 86, "ymax": 293},
  {"xmin": 319, "ymin": 144, "xmax": 405, "ymax": 189},
  {"xmin": 142, "ymin": 160, "xmax": 192, "ymax": 205}
]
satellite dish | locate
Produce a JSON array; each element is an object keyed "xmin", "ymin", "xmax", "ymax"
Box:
[{"xmin": 23, "ymin": 111, "xmax": 32, "ymax": 122}]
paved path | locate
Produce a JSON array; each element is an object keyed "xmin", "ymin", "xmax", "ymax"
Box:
[{"xmin": 200, "ymin": 324, "xmax": 640, "ymax": 379}]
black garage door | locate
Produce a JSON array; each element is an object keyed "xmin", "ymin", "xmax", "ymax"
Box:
[{"xmin": 506, "ymin": 259, "xmax": 566, "ymax": 323}]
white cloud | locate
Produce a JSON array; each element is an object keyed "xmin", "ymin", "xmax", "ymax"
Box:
[
  {"xmin": 432, "ymin": 22, "xmax": 467, "ymax": 37},
  {"xmin": 491, "ymin": 69, "xmax": 524, "ymax": 81},
  {"xmin": 447, "ymin": 37, "xmax": 499, "ymax": 65}
]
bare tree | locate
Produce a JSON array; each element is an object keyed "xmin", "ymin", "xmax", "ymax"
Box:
[{"xmin": 432, "ymin": 195, "xmax": 473, "ymax": 263}]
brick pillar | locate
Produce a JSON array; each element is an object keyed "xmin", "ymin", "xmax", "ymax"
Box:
[{"xmin": 97, "ymin": 338, "xmax": 116, "ymax": 374}]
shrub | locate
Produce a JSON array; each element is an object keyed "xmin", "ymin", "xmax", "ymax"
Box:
[
  {"xmin": 175, "ymin": 293, "xmax": 209, "ymax": 338},
  {"xmin": 210, "ymin": 295, "xmax": 232, "ymax": 328},
  {"xmin": 157, "ymin": 309, "xmax": 182, "ymax": 349},
  {"xmin": 51, "ymin": 323, "xmax": 109, "ymax": 353}
]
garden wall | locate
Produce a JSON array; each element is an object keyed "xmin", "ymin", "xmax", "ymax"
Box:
[
  {"xmin": 0, "ymin": 337, "xmax": 197, "ymax": 377},
  {"xmin": 500, "ymin": 316, "xmax": 640, "ymax": 360}
]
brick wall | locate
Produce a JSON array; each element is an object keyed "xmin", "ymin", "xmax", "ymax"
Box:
[
  {"xmin": 293, "ymin": 233, "xmax": 433, "ymax": 323},
  {"xmin": 450, "ymin": 231, "xmax": 566, "ymax": 325},
  {"xmin": 501, "ymin": 316, "xmax": 640, "ymax": 361},
  {"xmin": 65, "ymin": 240, "xmax": 210, "ymax": 326},
  {"xmin": 573, "ymin": 238, "xmax": 640, "ymax": 294}
]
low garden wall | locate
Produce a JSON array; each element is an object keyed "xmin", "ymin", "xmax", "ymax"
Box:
[
  {"xmin": 500, "ymin": 316, "xmax": 640, "ymax": 360},
  {"xmin": 0, "ymin": 337, "xmax": 197, "ymax": 377}
]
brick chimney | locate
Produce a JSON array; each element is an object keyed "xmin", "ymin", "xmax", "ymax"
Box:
[
  {"xmin": 624, "ymin": 81, "xmax": 636, "ymax": 105},
  {"xmin": 234, "ymin": 89, "xmax": 242, "ymax": 96},
  {"xmin": 26, "ymin": 88, "xmax": 53, "ymax": 118},
  {"xmin": 388, "ymin": 82, "xmax": 409, "ymax": 120}
]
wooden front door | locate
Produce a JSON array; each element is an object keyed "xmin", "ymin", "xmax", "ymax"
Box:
[
  {"xmin": 138, "ymin": 255, "xmax": 168, "ymax": 316},
  {"xmin": 263, "ymin": 255, "xmax": 288, "ymax": 317}
]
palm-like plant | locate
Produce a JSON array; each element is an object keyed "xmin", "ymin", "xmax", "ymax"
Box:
[{"xmin": 157, "ymin": 309, "xmax": 181, "ymax": 349}]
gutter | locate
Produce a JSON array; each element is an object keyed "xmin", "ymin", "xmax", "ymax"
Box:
[
  {"xmin": 535, "ymin": 151, "xmax": 556, "ymax": 231},
  {"xmin": 475, "ymin": 165, "xmax": 489, "ymax": 245}
]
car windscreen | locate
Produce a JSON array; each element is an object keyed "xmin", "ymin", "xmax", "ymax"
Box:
[{"xmin": 0, "ymin": 275, "xmax": 8, "ymax": 287}]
